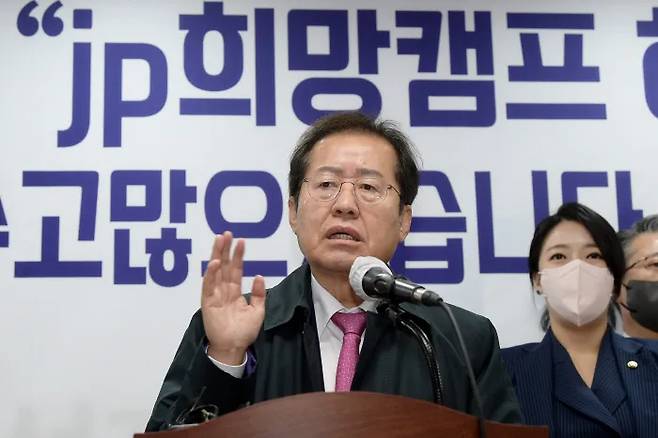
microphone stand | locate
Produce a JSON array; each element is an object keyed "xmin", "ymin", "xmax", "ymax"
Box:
[
  {"xmin": 355, "ymin": 262, "xmax": 487, "ymax": 437},
  {"xmin": 377, "ymin": 301, "xmax": 444, "ymax": 405},
  {"xmin": 377, "ymin": 294, "xmax": 488, "ymax": 438}
]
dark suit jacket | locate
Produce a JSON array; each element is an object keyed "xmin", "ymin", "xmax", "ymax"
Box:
[
  {"xmin": 502, "ymin": 329, "xmax": 658, "ymax": 437},
  {"xmin": 146, "ymin": 264, "xmax": 522, "ymax": 431}
]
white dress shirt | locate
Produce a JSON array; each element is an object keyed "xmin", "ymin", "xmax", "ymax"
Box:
[
  {"xmin": 310, "ymin": 274, "xmax": 376, "ymax": 391},
  {"xmin": 207, "ymin": 273, "xmax": 377, "ymax": 391}
]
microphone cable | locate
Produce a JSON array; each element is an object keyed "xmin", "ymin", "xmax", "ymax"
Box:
[{"xmin": 436, "ymin": 300, "xmax": 487, "ymax": 438}]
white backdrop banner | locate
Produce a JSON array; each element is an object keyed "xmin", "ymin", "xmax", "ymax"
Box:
[{"xmin": 2, "ymin": 0, "xmax": 658, "ymax": 436}]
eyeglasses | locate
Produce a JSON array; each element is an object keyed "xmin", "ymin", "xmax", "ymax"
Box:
[
  {"xmin": 625, "ymin": 252, "xmax": 658, "ymax": 274},
  {"xmin": 302, "ymin": 176, "xmax": 401, "ymax": 204}
]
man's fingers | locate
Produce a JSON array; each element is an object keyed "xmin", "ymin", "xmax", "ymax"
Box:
[
  {"xmin": 220, "ymin": 231, "xmax": 233, "ymax": 285},
  {"xmin": 203, "ymin": 233, "xmax": 250, "ymax": 308},
  {"xmin": 203, "ymin": 235, "xmax": 225, "ymax": 305},
  {"xmin": 210, "ymin": 234, "xmax": 224, "ymax": 262},
  {"xmin": 230, "ymin": 239, "xmax": 245, "ymax": 285},
  {"xmin": 250, "ymin": 275, "xmax": 266, "ymax": 312},
  {"xmin": 213, "ymin": 258, "xmax": 232, "ymax": 306},
  {"xmin": 201, "ymin": 259, "xmax": 221, "ymax": 303}
]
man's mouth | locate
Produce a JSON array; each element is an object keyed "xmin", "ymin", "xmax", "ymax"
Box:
[
  {"xmin": 326, "ymin": 227, "xmax": 361, "ymax": 241},
  {"xmin": 329, "ymin": 232, "xmax": 357, "ymax": 241}
]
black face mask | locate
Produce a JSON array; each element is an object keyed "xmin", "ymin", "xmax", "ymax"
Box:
[{"xmin": 621, "ymin": 280, "xmax": 658, "ymax": 333}]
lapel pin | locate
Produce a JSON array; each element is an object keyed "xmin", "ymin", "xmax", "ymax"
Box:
[{"xmin": 627, "ymin": 360, "xmax": 638, "ymax": 369}]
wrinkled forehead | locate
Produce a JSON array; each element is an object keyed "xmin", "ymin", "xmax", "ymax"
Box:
[
  {"xmin": 306, "ymin": 132, "xmax": 398, "ymax": 179},
  {"xmin": 629, "ymin": 232, "xmax": 658, "ymax": 258}
]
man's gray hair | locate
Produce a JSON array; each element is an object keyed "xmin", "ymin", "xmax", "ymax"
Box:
[{"xmin": 618, "ymin": 214, "xmax": 658, "ymax": 257}]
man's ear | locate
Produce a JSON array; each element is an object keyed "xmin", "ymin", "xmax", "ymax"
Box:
[
  {"xmin": 398, "ymin": 205, "xmax": 412, "ymax": 241},
  {"xmin": 288, "ymin": 196, "xmax": 298, "ymax": 234},
  {"xmin": 616, "ymin": 280, "xmax": 628, "ymax": 304}
]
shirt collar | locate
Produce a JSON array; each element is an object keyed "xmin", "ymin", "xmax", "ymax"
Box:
[{"xmin": 311, "ymin": 273, "xmax": 377, "ymax": 335}]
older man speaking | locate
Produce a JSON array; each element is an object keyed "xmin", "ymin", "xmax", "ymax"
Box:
[{"xmin": 145, "ymin": 112, "xmax": 521, "ymax": 431}]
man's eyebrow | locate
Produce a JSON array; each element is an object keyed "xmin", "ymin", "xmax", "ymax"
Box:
[
  {"xmin": 357, "ymin": 168, "xmax": 384, "ymax": 178},
  {"xmin": 313, "ymin": 166, "xmax": 384, "ymax": 178},
  {"xmin": 633, "ymin": 251, "xmax": 658, "ymax": 261},
  {"xmin": 314, "ymin": 166, "xmax": 341, "ymax": 175}
]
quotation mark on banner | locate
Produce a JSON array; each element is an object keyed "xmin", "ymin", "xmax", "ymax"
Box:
[
  {"xmin": 17, "ymin": 1, "xmax": 92, "ymax": 36},
  {"xmin": 0, "ymin": 198, "xmax": 8, "ymax": 248}
]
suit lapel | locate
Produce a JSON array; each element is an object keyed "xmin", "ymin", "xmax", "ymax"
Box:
[
  {"xmin": 302, "ymin": 314, "xmax": 325, "ymax": 392},
  {"xmin": 591, "ymin": 330, "xmax": 625, "ymax": 416},
  {"xmin": 553, "ymin": 331, "xmax": 620, "ymax": 433},
  {"xmin": 352, "ymin": 311, "xmax": 389, "ymax": 388},
  {"xmin": 263, "ymin": 264, "xmax": 325, "ymax": 393},
  {"xmin": 614, "ymin": 335, "xmax": 658, "ymax": 438},
  {"xmin": 300, "ymin": 273, "xmax": 325, "ymax": 392},
  {"xmin": 515, "ymin": 333, "xmax": 554, "ymax": 427}
]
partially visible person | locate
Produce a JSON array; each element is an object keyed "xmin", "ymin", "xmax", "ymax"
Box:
[
  {"xmin": 617, "ymin": 214, "xmax": 658, "ymax": 339},
  {"xmin": 502, "ymin": 203, "xmax": 658, "ymax": 437}
]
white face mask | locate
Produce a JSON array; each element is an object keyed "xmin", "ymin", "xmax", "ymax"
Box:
[{"xmin": 539, "ymin": 259, "xmax": 614, "ymax": 327}]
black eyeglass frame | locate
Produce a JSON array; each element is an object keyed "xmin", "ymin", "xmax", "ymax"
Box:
[{"xmin": 624, "ymin": 251, "xmax": 658, "ymax": 272}]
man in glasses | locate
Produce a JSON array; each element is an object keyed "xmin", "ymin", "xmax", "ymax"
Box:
[
  {"xmin": 146, "ymin": 112, "xmax": 521, "ymax": 431},
  {"xmin": 618, "ymin": 215, "xmax": 658, "ymax": 339}
]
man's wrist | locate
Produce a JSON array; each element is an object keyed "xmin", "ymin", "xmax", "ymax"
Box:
[
  {"xmin": 207, "ymin": 345, "xmax": 246, "ymax": 366},
  {"xmin": 205, "ymin": 344, "xmax": 248, "ymax": 378}
]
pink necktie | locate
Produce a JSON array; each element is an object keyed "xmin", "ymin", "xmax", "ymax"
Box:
[{"xmin": 331, "ymin": 311, "xmax": 367, "ymax": 392}]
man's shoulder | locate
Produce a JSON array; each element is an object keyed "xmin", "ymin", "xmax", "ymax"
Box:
[
  {"xmin": 241, "ymin": 264, "xmax": 309, "ymax": 303},
  {"xmin": 404, "ymin": 301, "xmax": 493, "ymax": 334},
  {"xmin": 187, "ymin": 308, "xmax": 205, "ymax": 334},
  {"xmin": 397, "ymin": 301, "xmax": 500, "ymax": 356},
  {"xmin": 260, "ymin": 264, "xmax": 312, "ymax": 330},
  {"xmin": 266, "ymin": 264, "xmax": 309, "ymax": 294}
]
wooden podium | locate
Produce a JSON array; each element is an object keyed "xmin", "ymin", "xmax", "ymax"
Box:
[{"xmin": 135, "ymin": 392, "xmax": 548, "ymax": 437}]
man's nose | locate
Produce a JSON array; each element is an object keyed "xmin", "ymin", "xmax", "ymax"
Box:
[{"xmin": 332, "ymin": 182, "xmax": 360, "ymax": 216}]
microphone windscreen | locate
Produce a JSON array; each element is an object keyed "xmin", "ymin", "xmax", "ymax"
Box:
[{"xmin": 349, "ymin": 256, "xmax": 391, "ymax": 302}]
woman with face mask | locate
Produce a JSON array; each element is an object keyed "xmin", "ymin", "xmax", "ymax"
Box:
[
  {"xmin": 501, "ymin": 203, "xmax": 658, "ymax": 437},
  {"xmin": 617, "ymin": 214, "xmax": 658, "ymax": 339}
]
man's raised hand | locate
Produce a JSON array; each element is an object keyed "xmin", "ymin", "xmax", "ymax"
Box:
[{"xmin": 201, "ymin": 231, "xmax": 266, "ymax": 365}]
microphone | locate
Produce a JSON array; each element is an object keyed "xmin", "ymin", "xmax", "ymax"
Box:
[
  {"xmin": 350, "ymin": 257, "xmax": 487, "ymax": 436},
  {"xmin": 349, "ymin": 256, "xmax": 443, "ymax": 306},
  {"xmin": 350, "ymin": 256, "xmax": 488, "ymax": 436}
]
